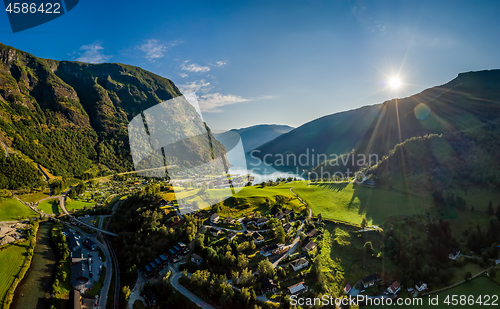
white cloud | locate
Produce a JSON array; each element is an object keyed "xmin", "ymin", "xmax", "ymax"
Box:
[
  {"xmin": 214, "ymin": 61, "xmax": 226, "ymax": 67},
  {"xmin": 75, "ymin": 43, "xmax": 113, "ymax": 64},
  {"xmin": 139, "ymin": 39, "xmax": 180, "ymax": 62},
  {"xmin": 181, "ymin": 61, "xmax": 211, "ymax": 73},
  {"xmin": 178, "ymin": 79, "xmax": 212, "ymax": 94},
  {"xmin": 198, "ymin": 93, "xmax": 249, "ymax": 112},
  {"xmin": 179, "ymin": 73, "xmax": 188, "ymax": 78}
]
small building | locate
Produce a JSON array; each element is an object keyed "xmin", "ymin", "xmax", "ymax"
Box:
[
  {"xmin": 306, "ymin": 228, "xmax": 319, "ymax": 238},
  {"xmin": 224, "ymin": 216, "xmax": 236, "ymax": 225},
  {"xmin": 283, "ymin": 223, "xmax": 293, "ymax": 234},
  {"xmin": 287, "ymin": 282, "xmax": 308, "ymax": 295},
  {"xmin": 415, "ymin": 281, "xmax": 428, "ymax": 292},
  {"xmin": 173, "ymin": 245, "xmax": 182, "ymax": 253},
  {"xmin": 256, "ymin": 217, "xmax": 268, "ymax": 227},
  {"xmin": 159, "ymin": 254, "xmax": 168, "ymax": 265},
  {"xmin": 252, "ymin": 232, "xmax": 265, "ymax": 244},
  {"xmin": 191, "ymin": 253, "xmax": 203, "ymax": 265},
  {"xmin": 261, "ymin": 278, "xmax": 277, "ymax": 294},
  {"xmin": 150, "ymin": 261, "xmax": 158, "ymax": 270},
  {"xmin": 210, "ymin": 213, "xmax": 220, "ymax": 224},
  {"xmin": 143, "ymin": 289, "xmax": 157, "ymax": 306},
  {"xmin": 275, "ymin": 211, "xmax": 284, "ymax": 220},
  {"xmin": 362, "ymin": 274, "xmax": 381, "ymax": 288},
  {"xmin": 155, "ymin": 258, "xmax": 162, "ymax": 267},
  {"xmin": 387, "ymin": 281, "xmax": 401, "ymax": 294},
  {"xmin": 290, "ymin": 257, "xmax": 309, "ymax": 271},
  {"xmin": 344, "ymin": 284, "xmax": 352, "ymax": 294},
  {"xmin": 260, "ymin": 244, "xmax": 285, "ymax": 257},
  {"xmin": 178, "ymin": 242, "xmax": 190, "ymax": 254},
  {"xmin": 209, "ymin": 228, "xmax": 222, "ymax": 237},
  {"xmin": 226, "ymin": 231, "xmax": 237, "ymax": 241},
  {"xmin": 303, "ymin": 241, "xmax": 317, "ymax": 253},
  {"xmin": 168, "ymin": 248, "xmax": 179, "ymax": 258},
  {"xmin": 243, "ymin": 230, "xmax": 253, "ymax": 237},
  {"xmin": 449, "ymin": 249, "xmax": 460, "ymax": 260}
]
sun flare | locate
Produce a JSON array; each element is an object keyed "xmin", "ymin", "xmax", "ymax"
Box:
[{"xmin": 389, "ymin": 77, "xmax": 402, "ymax": 89}]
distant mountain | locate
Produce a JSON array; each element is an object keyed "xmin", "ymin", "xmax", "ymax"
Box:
[
  {"xmin": 215, "ymin": 124, "xmax": 294, "ymax": 152},
  {"xmin": 0, "ymin": 43, "xmax": 224, "ymax": 189},
  {"xmin": 254, "ymin": 70, "xmax": 500, "ymax": 170}
]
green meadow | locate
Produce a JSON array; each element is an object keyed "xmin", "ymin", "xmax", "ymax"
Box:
[
  {"xmin": 38, "ymin": 199, "xmax": 60, "ymax": 214},
  {"xmin": 0, "ymin": 241, "xmax": 30, "ymax": 306},
  {"xmin": 292, "ymin": 182, "xmax": 433, "ymax": 225},
  {"xmin": 65, "ymin": 199, "xmax": 95, "ymax": 211},
  {"xmin": 0, "ymin": 198, "xmax": 37, "ymax": 221}
]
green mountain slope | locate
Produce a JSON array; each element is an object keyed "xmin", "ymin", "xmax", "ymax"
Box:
[
  {"xmin": 365, "ymin": 123, "xmax": 500, "ymax": 193},
  {"xmin": 215, "ymin": 124, "xmax": 294, "ymax": 152},
  {"xmin": 0, "ymin": 43, "xmax": 224, "ymax": 189},
  {"xmin": 254, "ymin": 70, "xmax": 500, "ymax": 169}
]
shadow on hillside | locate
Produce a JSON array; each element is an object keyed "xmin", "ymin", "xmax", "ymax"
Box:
[{"xmin": 315, "ymin": 182, "xmax": 349, "ymax": 192}]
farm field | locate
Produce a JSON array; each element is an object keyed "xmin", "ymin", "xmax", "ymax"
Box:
[
  {"xmin": 365, "ymin": 277, "xmax": 500, "ymax": 308},
  {"xmin": 38, "ymin": 199, "xmax": 60, "ymax": 214},
  {"xmin": 292, "ymin": 182, "xmax": 434, "ymax": 225},
  {"xmin": 0, "ymin": 241, "xmax": 30, "ymax": 306},
  {"xmin": 0, "ymin": 199, "xmax": 36, "ymax": 221}
]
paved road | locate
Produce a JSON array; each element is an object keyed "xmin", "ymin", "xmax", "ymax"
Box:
[
  {"xmin": 170, "ymin": 272, "xmax": 215, "ymax": 309},
  {"xmin": 58, "ymin": 187, "xmax": 117, "ymax": 236}
]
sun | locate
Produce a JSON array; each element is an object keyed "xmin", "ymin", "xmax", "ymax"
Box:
[{"xmin": 388, "ymin": 77, "xmax": 402, "ymax": 89}]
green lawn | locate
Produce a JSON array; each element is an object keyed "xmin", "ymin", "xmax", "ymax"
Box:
[
  {"xmin": 293, "ymin": 182, "xmax": 433, "ymax": 225},
  {"xmin": 0, "ymin": 241, "xmax": 30, "ymax": 305},
  {"xmin": 0, "ymin": 198, "xmax": 37, "ymax": 221},
  {"xmin": 65, "ymin": 198, "xmax": 95, "ymax": 211},
  {"xmin": 38, "ymin": 199, "xmax": 60, "ymax": 214},
  {"xmin": 365, "ymin": 277, "xmax": 500, "ymax": 308}
]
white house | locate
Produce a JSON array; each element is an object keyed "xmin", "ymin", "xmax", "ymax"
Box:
[
  {"xmin": 415, "ymin": 281, "xmax": 428, "ymax": 292},
  {"xmin": 210, "ymin": 213, "xmax": 220, "ymax": 224}
]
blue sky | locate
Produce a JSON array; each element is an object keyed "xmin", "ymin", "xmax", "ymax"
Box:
[{"xmin": 1, "ymin": 0, "xmax": 500, "ymax": 131}]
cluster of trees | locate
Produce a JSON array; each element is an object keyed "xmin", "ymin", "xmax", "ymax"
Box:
[
  {"xmin": 110, "ymin": 189, "xmax": 204, "ymax": 285},
  {"xmin": 50, "ymin": 223, "xmax": 69, "ymax": 295},
  {"xmin": 185, "ymin": 269, "xmax": 257, "ymax": 308},
  {"xmin": 197, "ymin": 238, "xmax": 255, "ymax": 274},
  {"xmin": 432, "ymin": 190, "xmax": 467, "ymax": 210},
  {"xmin": 68, "ymin": 182, "xmax": 87, "ymax": 199},
  {"xmin": 383, "ymin": 219, "xmax": 456, "ymax": 287}
]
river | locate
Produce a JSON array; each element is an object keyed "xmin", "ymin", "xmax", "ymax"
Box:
[{"xmin": 11, "ymin": 221, "xmax": 56, "ymax": 309}]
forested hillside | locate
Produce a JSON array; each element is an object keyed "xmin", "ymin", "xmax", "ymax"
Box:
[
  {"xmin": 0, "ymin": 43, "xmax": 223, "ymax": 189},
  {"xmin": 254, "ymin": 70, "xmax": 500, "ymax": 169}
]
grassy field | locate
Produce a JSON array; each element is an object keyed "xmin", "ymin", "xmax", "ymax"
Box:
[
  {"xmin": 0, "ymin": 198, "xmax": 37, "ymax": 221},
  {"xmin": 65, "ymin": 198, "xmax": 95, "ymax": 211},
  {"xmin": 18, "ymin": 190, "xmax": 50, "ymax": 203},
  {"xmin": 324, "ymin": 222, "xmax": 398, "ymax": 285},
  {"xmin": 38, "ymin": 199, "xmax": 60, "ymax": 214},
  {"xmin": 170, "ymin": 182, "xmax": 306, "ymax": 217},
  {"xmin": 0, "ymin": 241, "xmax": 30, "ymax": 305},
  {"xmin": 365, "ymin": 277, "xmax": 500, "ymax": 308},
  {"xmin": 293, "ymin": 182, "xmax": 433, "ymax": 225}
]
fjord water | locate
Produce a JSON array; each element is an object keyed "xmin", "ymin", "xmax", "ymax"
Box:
[{"xmin": 12, "ymin": 222, "xmax": 56, "ymax": 309}]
